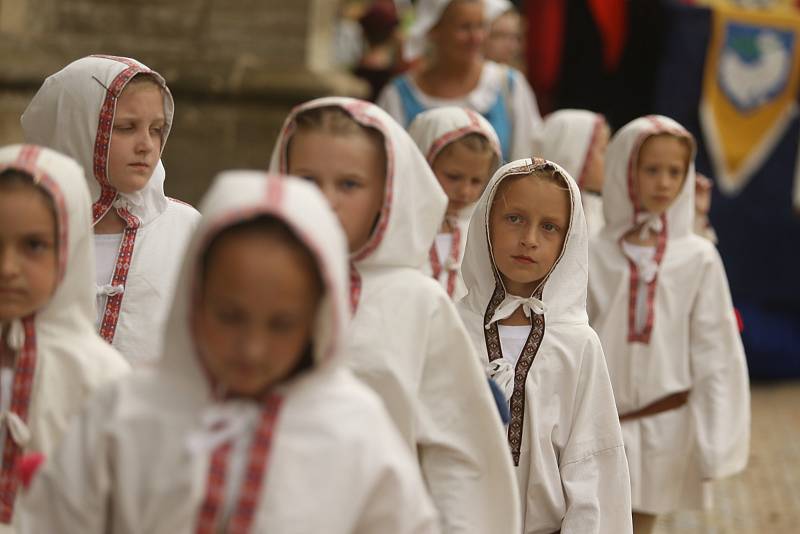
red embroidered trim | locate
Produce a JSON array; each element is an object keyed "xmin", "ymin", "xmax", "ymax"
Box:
[
  {"xmin": 624, "ymin": 217, "xmax": 667, "ymax": 344},
  {"xmin": 349, "ymin": 263, "xmax": 362, "ymax": 314},
  {"xmin": 624, "ymin": 116, "xmax": 691, "ymax": 344},
  {"xmin": 195, "ymin": 441, "xmax": 232, "ymax": 534},
  {"xmin": 195, "ymin": 396, "xmax": 283, "ymax": 533},
  {"xmin": 429, "ymin": 223, "xmax": 462, "ymax": 298},
  {"xmin": 0, "ymin": 318, "xmax": 36, "ymax": 523},
  {"xmin": 98, "ymin": 208, "xmax": 140, "ymax": 344},
  {"xmin": 425, "ymin": 110, "xmax": 501, "ymax": 165},
  {"xmin": 483, "ymin": 283, "xmax": 545, "ymax": 466}
]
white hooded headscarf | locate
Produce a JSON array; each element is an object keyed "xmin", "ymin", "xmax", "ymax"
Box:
[
  {"xmin": 271, "ymin": 97, "xmax": 520, "ymax": 534},
  {"xmin": 21, "ymin": 172, "xmax": 439, "ymax": 534},
  {"xmin": 408, "ymin": 106, "xmax": 502, "ymax": 297},
  {"xmin": 21, "ymin": 55, "xmax": 200, "ymax": 365},
  {"xmin": 0, "ymin": 144, "xmax": 129, "ymax": 530},
  {"xmin": 588, "ymin": 115, "xmax": 750, "ymax": 514},
  {"xmin": 538, "ymin": 109, "xmax": 608, "ymax": 238},
  {"xmin": 457, "ymin": 158, "xmax": 632, "ymax": 533}
]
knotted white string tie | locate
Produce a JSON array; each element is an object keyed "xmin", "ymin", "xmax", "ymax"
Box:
[
  {"xmin": 485, "ymin": 295, "xmax": 547, "ymax": 329},
  {"xmin": 635, "ymin": 212, "xmax": 663, "ymax": 240}
]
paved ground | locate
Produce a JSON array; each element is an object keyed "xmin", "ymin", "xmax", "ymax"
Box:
[{"xmin": 655, "ymin": 381, "xmax": 800, "ymax": 533}]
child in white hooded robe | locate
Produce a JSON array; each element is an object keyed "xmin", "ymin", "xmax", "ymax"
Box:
[
  {"xmin": 408, "ymin": 106, "xmax": 502, "ymax": 298},
  {"xmin": 0, "ymin": 144, "xmax": 129, "ymax": 533},
  {"xmin": 457, "ymin": 158, "xmax": 632, "ymax": 533},
  {"xmin": 21, "ymin": 55, "xmax": 200, "ymax": 365},
  {"xmin": 587, "ymin": 115, "xmax": 750, "ymax": 532},
  {"xmin": 537, "ymin": 109, "xmax": 610, "ymax": 238},
  {"xmin": 20, "ymin": 172, "xmax": 439, "ymax": 534},
  {"xmin": 271, "ymin": 97, "xmax": 520, "ymax": 534}
]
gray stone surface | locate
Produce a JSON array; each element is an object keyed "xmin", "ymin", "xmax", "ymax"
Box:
[{"xmin": 0, "ymin": 0, "xmax": 367, "ymax": 204}]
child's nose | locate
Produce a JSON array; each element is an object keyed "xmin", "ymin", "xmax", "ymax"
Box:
[
  {"xmin": 0, "ymin": 249, "xmax": 21, "ymax": 278},
  {"xmin": 521, "ymin": 226, "xmax": 539, "ymax": 248}
]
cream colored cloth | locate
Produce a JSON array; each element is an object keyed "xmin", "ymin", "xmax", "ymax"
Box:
[
  {"xmin": 271, "ymin": 97, "xmax": 520, "ymax": 534},
  {"xmin": 457, "ymin": 158, "xmax": 632, "ymax": 533},
  {"xmin": 588, "ymin": 115, "xmax": 750, "ymax": 514},
  {"xmin": 21, "ymin": 172, "xmax": 439, "ymax": 533},
  {"xmin": 0, "ymin": 145, "xmax": 129, "ymax": 533},
  {"xmin": 408, "ymin": 106, "xmax": 502, "ymax": 297},
  {"xmin": 538, "ymin": 109, "xmax": 608, "ymax": 237},
  {"xmin": 22, "ymin": 55, "xmax": 200, "ymax": 365}
]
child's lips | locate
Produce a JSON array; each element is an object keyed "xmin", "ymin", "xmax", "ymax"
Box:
[
  {"xmin": 0, "ymin": 286, "xmax": 26, "ymax": 298},
  {"xmin": 511, "ymin": 255, "xmax": 536, "ymax": 265}
]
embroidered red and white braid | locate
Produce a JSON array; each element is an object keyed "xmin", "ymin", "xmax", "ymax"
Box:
[
  {"xmin": 91, "ymin": 62, "xmax": 152, "ymax": 344},
  {"xmin": 195, "ymin": 396, "xmax": 283, "ymax": 533},
  {"xmin": 0, "ymin": 318, "xmax": 36, "ymax": 523}
]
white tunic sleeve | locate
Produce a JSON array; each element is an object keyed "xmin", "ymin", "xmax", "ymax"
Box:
[
  {"xmin": 509, "ymin": 70, "xmax": 543, "ymax": 161},
  {"xmin": 416, "ymin": 299, "xmax": 520, "ymax": 534},
  {"xmin": 688, "ymin": 249, "xmax": 750, "ymax": 480},
  {"xmin": 20, "ymin": 389, "xmax": 112, "ymax": 533},
  {"xmin": 376, "ymin": 82, "xmax": 407, "ymax": 126},
  {"xmin": 559, "ymin": 335, "xmax": 633, "ymax": 533}
]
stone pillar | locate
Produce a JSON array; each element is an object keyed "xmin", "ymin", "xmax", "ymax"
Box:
[{"xmin": 0, "ymin": 0, "xmax": 367, "ymax": 203}]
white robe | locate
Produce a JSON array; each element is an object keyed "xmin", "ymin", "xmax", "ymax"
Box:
[
  {"xmin": 21, "ymin": 55, "xmax": 200, "ymax": 366},
  {"xmin": 587, "ymin": 115, "xmax": 750, "ymax": 514},
  {"xmin": 377, "ymin": 60, "xmax": 542, "ymax": 161},
  {"xmin": 408, "ymin": 106, "xmax": 502, "ymax": 298},
  {"xmin": 21, "ymin": 172, "xmax": 439, "ymax": 533},
  {"xmin": 0, "ymin": 145, "xmax": 130, "ymax": 533},
  {"xmin": 271, "ymin": 97, "xmax": 520, "ymax": 534},
  {"xmin": 538, "ymin": 109, "xmax": 607, "ymax": 238},
  {"xmin": 456, "ymin": 158, "xmax": 632, "ymax": 533}
]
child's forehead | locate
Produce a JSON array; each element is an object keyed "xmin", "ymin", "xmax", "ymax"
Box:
[
  {"xmin": 638, "ymin": 133, "xmax": 691, "ymax": 156},
  {"xmin": 493, "ymin": 174, "xmax": 570, "ymax": 209}
]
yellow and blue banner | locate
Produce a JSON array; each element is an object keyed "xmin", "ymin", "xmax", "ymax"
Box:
[{"xmin": 700, "ymin": 5, "xmax": 800, "ymax": 199}]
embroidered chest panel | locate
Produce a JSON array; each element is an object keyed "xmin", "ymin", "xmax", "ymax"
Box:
[{"xmin": 483, "ymin": 283, "xmax": 545, "ymax": 466}]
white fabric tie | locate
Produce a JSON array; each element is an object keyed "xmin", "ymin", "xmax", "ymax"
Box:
[
  {"xmin": 0, "ymin": 411, "xmax": 31, "ymax": 447},
  {"xmin": 112, "ymin": 196, "xmax": 128, "ymax": 210},
  {"xmin": 186, "ymin": 402, "xmax": 261, "ymax": 456},
  {"xmin": 96, "ymin": 284, "xmax": 125, "ymax": 297},
  {"xmin": 636, "ymin": 212, "xmax": 663, "ymax": 240},
  {"xmin": 6, "ymin": 320, "xmax": 25, "ymax": 352},
  {"xmin": 486, "ymin": 360, "xmax": 514, "ymax": 402},
  {"xmin": 485, "ymin": 294, "xmax": 547, "ymax": 329}
]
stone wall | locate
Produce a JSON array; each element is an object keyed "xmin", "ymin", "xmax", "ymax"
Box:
[{"xmin": 0, "ymin": 0, "xmax": 366, "ymax": 203}]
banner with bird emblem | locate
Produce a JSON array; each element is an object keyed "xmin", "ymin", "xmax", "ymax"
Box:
[{"xmin": 699, "ymin": 5, "xmax": 800, "ymax": 200}]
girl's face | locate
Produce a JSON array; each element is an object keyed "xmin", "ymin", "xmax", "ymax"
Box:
[
  {"xmin": 0, "ymin": 184, "xmax": 58, "ymax": 323},
  {"xmin": 429, "ymin": 0, "xmax": 486, "ymax": 64},
  {"xmin": 107, "ymin": 82, "xmax": 166, "ymax": 194},
  {"xmin": 431, "ymin": 141, "xmax": 494, "ymax": 218},
  {"xmin": 484, "ymin": 12, "xmax": 521, "ymax": 65},
  {"xmin": 195, "ymin": 230, "xmax": 321, "ymax": 398},
  {"xmin": 489, "ymin": 176, "xmax": 570, "ymax": 297},
  {"xmin": 635, "ymin": 135, "xmax": 690, "ymax": 215},
  {"xmin": 288, "ymin": 130, "xmax": 386, "ymax": 253}
]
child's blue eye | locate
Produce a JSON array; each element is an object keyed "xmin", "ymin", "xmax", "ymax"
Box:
[
  {"xmin": 542, "ymin": 223, "xmax": 558, "ymax": 233},
  {"xmin": 505, "ymin": 214, "xmax": 522, "ymax": 224}
]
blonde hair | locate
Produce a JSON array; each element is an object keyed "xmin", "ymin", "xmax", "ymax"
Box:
[
  {"xmin": 124, "ymin": 72, "xmax": 163, "ymax": 90},
  {"xmin": 441, "ymin": 132, "xmax": 499, "ymax": 169}
]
